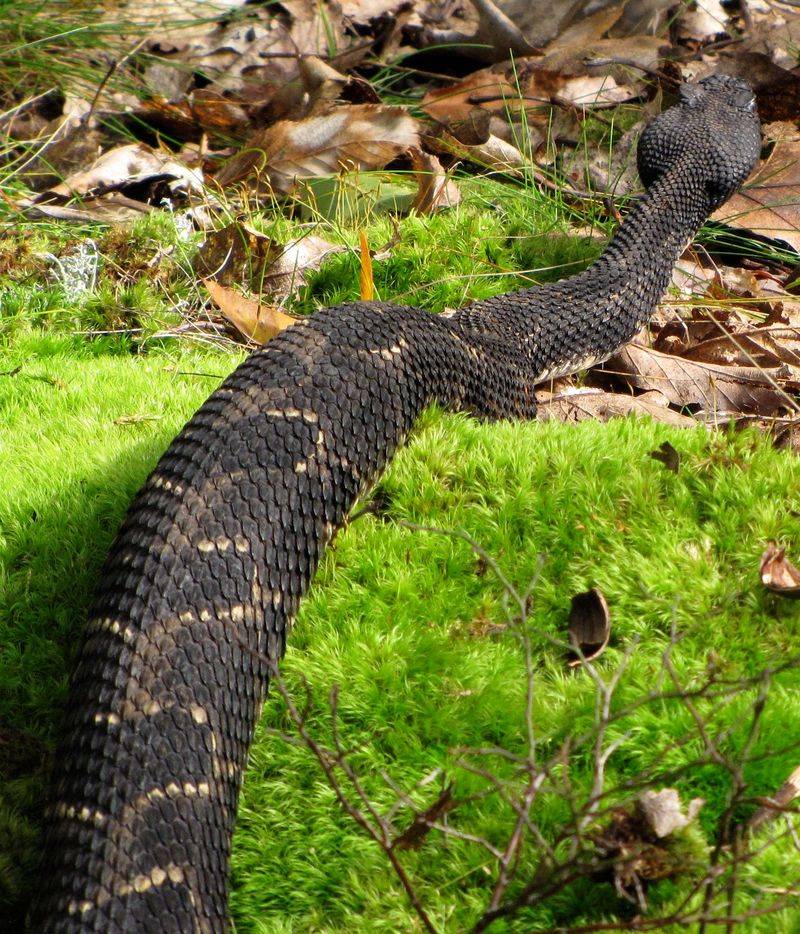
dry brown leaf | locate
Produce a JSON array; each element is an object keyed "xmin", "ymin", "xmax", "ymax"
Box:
[
  {"xmin": 165, "ymin": 95, "xmax": 242, "ymax": 139},
  {"xmin": 760, "ymin": 541, "xmax": 800, "ymax": 598},
  {"xmin": 666, "ymin": 258, "xmax": 786, "ymax": 320},
  {"xmin": 664, "ymin": 273, "xmax": 793, "ymax": 364},
  {"xmin": 773, "ymin": 418, "xmax": 800, "ymax": 456},
  {"xmin": 472, "ymin": 0, "xmax": 540, "ymax": 57},
  {"xmin": 106, "ymin": 0, "xmax": 247, "ymax": 51},
  {"xmin": 215, "ymin": 104, "xmax": 420, "ymax": 192},
  {"xmin": 139, "ymin": 91, "xmax": 250, "ymax": 143},
  {"xmin": 409, "ymin": 0, "xmax": 650, "ymax": 58},
  {"xmin": 261, "ymin": 235, "xmax": 346, "ymax": 301},
  {"xmin": 37, "ymin": 143, "xmax": 203, "ymax": 203},
  {"xmin": 713, "ymin": 139, "xmax": 800, "ymax": 254},
  {"xmin": 654, "ymin": 299, "xmax": 754, "ymax": 358},
  {"xmin": 680, "ymin": 327, "xmax": 800, "ymax": 370},
  {"xmin": 675, "ymin": 0, "xmax": 729, "ymax": 43},
  {"xmin": 17, "ymin": 195, "xmax": 152, "ymax": 224},
  {"xmin": 759, "ymin": 298, "xmax": 800, "ymax": 366},
  {"xmin": 708, "ymin": 266, "xmax": 766, "ymax": 297},
  {"xmin": 458, "ymin": 133, "xmax": 528, "ymax": 170},
  {"xmin": 671, "ymin": 250, "xmax": 793, "ymax": 299},
  {"xmin": 584, "ymin": 34, "xmax": 668, "ymax": 77},
  {"xmin": 421, "ymin": 55, "xmax": 635, "ymax": 134},
  {"xmin": 537, "ymin": 387, "xmax": 697, "ymax": 427},
  {"xmin": 409, "ymin": 148, "xmax": 461, "ymax": 213},
  {"xmin": 205, "ymin": 279, "xmax": 296, "ymax": 344},
  {"xmin": 281, "ymin": 0, "xmax": 348, "ymax": 63},
  {"xmin": 585, "ymin": 121, "xmax": 643, "ymax": 196},
  {"xmin": 180, "ymin": 18, "xmax": 302, "ymax": 94},
  {"xmin": 425, "ymin": 111, "xmax": 530, "ymax": 172},
  {"xmin": 638, "ymin": 789, "xmax": 704, "ymax": 839},
  {"xmin": 554, "ymin": 72, "xmax": 637, "ymax": 107},
  {"xmin": 117, "ymin": 0, "xmax": 352, "ymax": 101},
  {"xmin": 541, "ymin": 14, "xmax": 666, "ymax": 82},
  {"xmin": 147, "ymin": 4, "xmax": 370, "ymax": 134},
  {"xmin": 197, "ymin": 225, "xmax": 345, "ymax": 300},
  {"xmin": 298, "ymin": 56, "xmax": 350, "ymax": 112},
  {"xmin": 401, "ymin": 0, "xmax": 519, "ymax": 65},
  {"xmin": 668, "ymin": 257, "xmax": 718, "ymax": 298},
  {"xmin": 567, "ymin": 588, "xmax": 610, "ymax": 667},
  {"xmin": 542, "ymin": 3, "xmax": 625, "ymax": 55},
  {"xmin": 194, "ymin": 222, "xmax": 275, "ymax": 287},
  {"xmin": 23, "ymin": 125, "xmax": 105, "ymax": 193},
  {"xmin": 612, "ymin": 0, "xmax": 674, "ymax": 36},
  {"xmin": 421, "ymin": 69, "xmax": 519, "ymax": 125},
  {"xmin": 338, "ymin": 0, "xmax": 409, "ymax": 22},
  {"xmin": 737, "ymin": 3, "xmax": 800, "ymax": 72},
  {"xmin": 601, "ymin": 343, "xmax": 791, "ymax": 418}
]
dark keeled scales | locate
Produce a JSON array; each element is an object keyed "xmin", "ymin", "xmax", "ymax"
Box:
[{"xmin": 33, "ymin": 76, "xmax": 761, "ymax": 932}]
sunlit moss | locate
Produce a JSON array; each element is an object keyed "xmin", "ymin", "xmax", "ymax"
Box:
[{"xmin": 2, "ymin": 335, "xmax": 800, "ymax": 929}]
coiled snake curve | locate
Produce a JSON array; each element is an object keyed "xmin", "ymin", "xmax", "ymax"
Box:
[{"xmin": 33, "ymin": 75, "xmax": 760, "ymax": 932}]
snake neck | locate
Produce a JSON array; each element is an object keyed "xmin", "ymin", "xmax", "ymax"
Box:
[
  {"xmin": 592, "ymin": 155, "xmax": 713, "ymax": 323},
  {"xmin": 452, "ymin": 155, "xmax": 714, "ymax": 382}
]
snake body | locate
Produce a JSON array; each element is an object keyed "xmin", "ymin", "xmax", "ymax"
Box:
[{"xmin": 33, "ymin": 76, "xmax": 760, "ymax": 931}]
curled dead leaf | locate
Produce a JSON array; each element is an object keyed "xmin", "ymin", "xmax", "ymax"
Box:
[
  {"xmin": 17, "ymin": 196, "xmax": 152, "ymax": 224},
  {"xmin": 215, "ymin": 104, "xmax": 420, "ymax": 193},
  {"xmin": 37, "ymin": 142, "xmax": 203, "ymax": 204},
  {"xmin": 601, "ymin": 343, "xmax": 792, "ymax": 419},
  {"xmin": 421, "ymin": 55, "xmax": 637, "ymax": 133},
  {"xmin": 205, "ymin": 279, "xmax": 296, "ymax": 345},
  {"xmin": 425, "ymin": 113, "xmax": 529, "ymax": 174},
  {"xmin": 638, "ymin": 789, "xmax": 704, "ymax": 839},
  {"xmin": 194, "ymin": 222, "xmax": 274, "ymax": 287},
  {"xmin": 567, "ymin": 588, "xmax": 610, "ymax": 667},
  {"xmin": 197, "ymin": 226, "xmax": 345, "ymax": 301},
  {"xmin": 408, "ymin": 148, "xmax": 460, "ymax": 214},
  {"xmin": 421, "ymin": 68, "xmax": 519, "ymax": 125},
  {"xmin": 264, "ymin": 235, "xmax": 346, "ymax": 301},
  {"xmin": 760, "ymin": 541, "xmax": 800, "ymax": 598},
  {"xmin": 537, "ymin": 387, "xmax": 697, "ymax": 428},
  {"xmin": 472, "ymin": 0, "xmax": 540, "ymax": 59}
]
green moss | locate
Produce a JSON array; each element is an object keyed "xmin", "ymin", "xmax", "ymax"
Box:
[
  {"xmin": 1, "ymin": 331, "xmax": 800, "ymax": 928},
  {"xmin": 1, "ymin": 163, "xmax": 798, "ymax": 930}
]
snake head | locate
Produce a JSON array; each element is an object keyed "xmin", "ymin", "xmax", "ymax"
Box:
[{"xmin": 637, "ymin": 74, "xmax": 761, "ymax": 209}]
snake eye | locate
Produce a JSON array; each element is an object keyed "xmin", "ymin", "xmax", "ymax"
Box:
[{"xmin": 729, "ymin": 84, "xmax": 758, "ymax": 111}]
